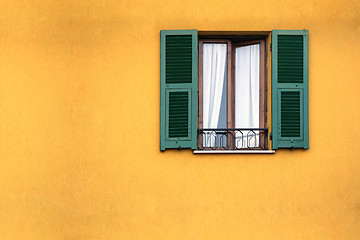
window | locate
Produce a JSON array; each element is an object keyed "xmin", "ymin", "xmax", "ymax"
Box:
[
  {"xmin": 198, "ymin": 38, "xmax": 267, "ymax": 150},
  {"xmin": 160, "ymin": 30, "xmax": 309, "ymax": 152}
]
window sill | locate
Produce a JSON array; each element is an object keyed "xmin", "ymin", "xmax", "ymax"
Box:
[{"xmin": 193, "ymin": 150, "xmax": 275, "ymax": 154}]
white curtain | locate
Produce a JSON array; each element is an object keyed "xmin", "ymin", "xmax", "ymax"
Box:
[
  {"xmin": 203, "ymin": 44, "xmax": 227, "ymax": 147},
  {"xmin": 235, "ymin": 44, "xmax": 260, "ymax": 148}
]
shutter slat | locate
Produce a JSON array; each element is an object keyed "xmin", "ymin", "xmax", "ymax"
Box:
[
  {"xmin": 165, "ymin": 35, "xmax": 193, "ymax": 84},
  {"xmin": 278, "ymin": 35, "xmax": 304, "ymax": 84},
  {"xmin": 169, "ymin": 91, "xmax": 189, "ymax": 138},
  {"xmin": 281, "ymin": 91, "xmax": 301, "ymax": 138}
]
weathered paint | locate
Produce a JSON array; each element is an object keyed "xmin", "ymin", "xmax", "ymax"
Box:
[{"xmin": 0, "ymin": 0, "xmax": 359, "ymax": 239}]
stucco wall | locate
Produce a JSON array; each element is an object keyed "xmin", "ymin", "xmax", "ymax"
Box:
[{"xmin": 0, "ymin": 0, "xmax": 359, "ymax": 239}]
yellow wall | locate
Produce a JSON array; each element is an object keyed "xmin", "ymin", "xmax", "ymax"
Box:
[{"xmin": 0, "ymin": 0, "xmax": 359, "ymax": 239}]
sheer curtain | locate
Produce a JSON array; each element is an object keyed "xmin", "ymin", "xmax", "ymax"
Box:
[
  {"xmin": 235, "ymin": 44, "xmax": 260, "ymax": 148},
  {"xmin": 203, "ymin": 44, "xmax": 227, "ymax": 147}
]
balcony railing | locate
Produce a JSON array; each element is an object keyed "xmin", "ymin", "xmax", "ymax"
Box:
[{"xmin": 197, "ymin": 128, "xmax": 268, "ymax": 150}]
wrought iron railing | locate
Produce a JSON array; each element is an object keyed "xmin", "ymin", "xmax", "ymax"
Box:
[{"xmin": 197, "ymin": 128, "xmax": 268, "ymax": 150}]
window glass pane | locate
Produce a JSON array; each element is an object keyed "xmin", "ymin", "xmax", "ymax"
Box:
[
  {"xmin": 202, "ymin": 43, "xmax": 227, "ymax": 148},
  {"xmin": 235, "ymin": 44, "xmax": 260, "ymax": 148}
]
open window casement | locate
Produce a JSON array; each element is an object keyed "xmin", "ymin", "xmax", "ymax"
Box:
[
  {"xmin": 197, "ymin": 39, "xmax": 267, "ymax": 151},
  {"xmin": 160, "ymin": 29, "xmax": 309, "ymax": 151}
]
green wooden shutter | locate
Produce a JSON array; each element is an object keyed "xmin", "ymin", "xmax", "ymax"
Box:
[
  {"xmin": 272, "ymin": 30, "xmax": 309, "ymax": 149},
  {"xmin": 160, "ymin": 30, "xmax": 198, "ymax": 151}
]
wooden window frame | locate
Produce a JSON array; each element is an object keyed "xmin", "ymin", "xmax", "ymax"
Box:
[{"xmin": 198, "ymin": 38, "xmax": 267, "ymax": 150}]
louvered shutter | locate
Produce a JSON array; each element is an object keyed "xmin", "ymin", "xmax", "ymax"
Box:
[
  {"xmin": 160, "ymin": 30, "xmax": 198, "ymax": 151},
  {"xmin": 272, "ymin": 30, "xmax": 309, "ymax": 149}
]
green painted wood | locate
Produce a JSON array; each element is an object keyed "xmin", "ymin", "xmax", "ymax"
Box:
[
  {"xmin": 166, "ymin": 35, "xmax": 193, "ymax": 84},
  {"xmin": 160, "ymin": 30, "xmax": 198, "ymax": 151},
  {"xmin": 272, "ymin": 30, "xmax": 309, "ymax": 149},
  {"xmin": 278, "ymin": 89, "xmax": 304, "ymax": 141},
  {"xmin": 166, "ymin": 89, "xmax": 191, "ymax": 140},
  {"xmin": 278, "ymin": 35, "xmax": 304, "ymax": 83}
]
